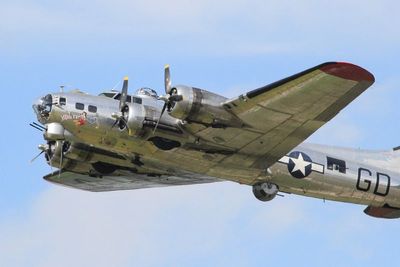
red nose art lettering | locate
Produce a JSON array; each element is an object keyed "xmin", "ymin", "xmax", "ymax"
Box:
[{"xmin": 74, "ymin": 112, "xmax": 87, "ymax": 126}]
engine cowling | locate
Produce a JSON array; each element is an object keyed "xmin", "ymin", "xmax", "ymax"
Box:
[
  {"xmin": 45, "ymin": 141, "xmax": 118, "ymax": 175},
  {"xmin": 124, "ymin": 102, "xmax": 146, "ymax": 135},
  {"xmin": 45, "ymin": 141, "xmax": 74, "ymax": 169},
  {"xmin": 252, "ymin": 182, "xmax": 279, "ymax": 202},
  {"xmin": 168, "ymin": 85, "xmax": 242, "ymax": 127}
]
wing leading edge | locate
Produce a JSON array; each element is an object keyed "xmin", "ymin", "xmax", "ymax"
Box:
[{"xmin": 220, "ymin": 62, "xmax": 375, "ymax": 170}]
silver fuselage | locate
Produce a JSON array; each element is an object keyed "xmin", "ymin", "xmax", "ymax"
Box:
[
  {"xmin": 33, "ymin": 90, "xmax": 400, "ymax": 208},
  {"xmin": 270, "ymin": 143, "xmax": 400, "ymax": 208}
]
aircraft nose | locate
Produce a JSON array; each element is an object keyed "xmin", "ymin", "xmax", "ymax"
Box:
[{"xmin": 33, "ymin": 94, "xmax": 53, "ymax": 123}]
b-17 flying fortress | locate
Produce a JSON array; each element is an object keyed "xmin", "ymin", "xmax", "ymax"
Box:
[{"xmin": 32, "ymin": 62, "xmax": 400, "ymax": 219}]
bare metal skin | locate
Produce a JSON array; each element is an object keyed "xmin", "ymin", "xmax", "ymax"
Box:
[{"xmin": 32, "ymin": 62, "xmax": 400, "ymax": 219}]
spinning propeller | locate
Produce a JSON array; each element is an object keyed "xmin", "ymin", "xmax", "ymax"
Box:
[
  {"xmin": 111, "ymin": 76, "xmax": 130, "ymax": 130},
  {"xmin": 153, "ymin": 65, "xmax": 183, "ymax": 134}
]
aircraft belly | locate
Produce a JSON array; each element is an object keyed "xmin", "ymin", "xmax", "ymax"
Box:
[
  {"xmin": 66, "ymin": 130, "xmax": 265, "ymax": 185},
  {"xmin": 145, "ymin": 149, "xmax": 262, "ymax": 184}
]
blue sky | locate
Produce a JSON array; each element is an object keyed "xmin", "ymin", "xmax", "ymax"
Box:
[{"xmin": 1, "ymin": 0, "xmax": 400, "ymax": 266}]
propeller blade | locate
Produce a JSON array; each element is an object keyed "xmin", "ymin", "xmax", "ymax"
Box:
[
  {"xmin": 119, "ymin": 76, "xmax": 129, "ymax": 111},
  {"xmin": 45, "ymin": 151, "xmax": 54, "ymax": 173},
  {"xmin": 119, "ymin": 118, "xmax": 128, "ymax": 129},
  {"xmin": 58, "ymin": 141, "xmax": 64, "ymax": 179},
  {"xmin": 153, "ymin": 102, "xmax": 167, "ymax": 135},
  {"xmin": 164, "ymin": 65, "xmax": 171, "ymax": 94},
  {"xmin": 111, "ymin": 119, "xmax": 118, "ymax": 129},
  {"xmin": 30, "ymin": 150, "xmax": 44, "ymax": 163}
]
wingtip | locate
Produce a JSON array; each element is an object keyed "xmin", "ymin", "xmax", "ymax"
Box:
[{"xmin": 320, "ymin": 62, "xmax": 375, "ymax": 83}]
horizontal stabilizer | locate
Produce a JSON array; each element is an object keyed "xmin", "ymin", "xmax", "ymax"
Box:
[{"xmin": 364, "ymin": 204, "xmax": 400, "ymax": 219}]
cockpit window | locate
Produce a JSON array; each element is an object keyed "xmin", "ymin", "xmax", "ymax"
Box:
[
  {"xmin": 99, "ymin": 92, "xmax": 117, "ymax": 98},
  {"xmin": 99, "ymin": 91, "xmax": 142, "ymax": 104},
  {"xmin": 114, "ymin": 93, "xmax": 132, "ymax": 103},
  {"xmin": 132, "ymin": 97, "xmax": 142, "ymax": 104}
]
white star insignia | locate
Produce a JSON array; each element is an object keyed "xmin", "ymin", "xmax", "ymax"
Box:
[{"xmin": 290, "ymin": 153, "xmax": 311, "ymax": 176}]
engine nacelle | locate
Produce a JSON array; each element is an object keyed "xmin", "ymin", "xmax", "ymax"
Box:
[
  {"xmin": 62, "ymin": 142, "xmax": 91, "ymax": 162},
  {"xmin": 45, "ymin": 141, "xmax": 74, "ymax": 169},
  {"xmin": 168, "ymin": 85, "xmax": 242, "ymax": 127},
  {"xmin": 45, "ymin": 141, "xmax": 117, "ymax": 174},
  {"xmin": 125, "ymin": 102, "xmax": 146, "ymax": 135},
  {"xmin": 46, "ymin": 141, "xmax": 90, "ymax": 163},
  {"xmin": 252, "ymin": 182, "xmax": 279, "ymax": 202}
]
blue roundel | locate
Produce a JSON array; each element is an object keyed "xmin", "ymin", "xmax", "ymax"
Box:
[{"xmin": 287, "ymin": 151, "xmax": 312, "ymax": 179}]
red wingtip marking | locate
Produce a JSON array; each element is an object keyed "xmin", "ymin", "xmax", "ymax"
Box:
[{"xmin": 320, "ymin": 62, "xmax": 375, "ymax": 83}]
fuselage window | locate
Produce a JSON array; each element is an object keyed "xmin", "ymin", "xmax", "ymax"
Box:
[
  {"xmin": 75, "ymin": 103, "xmax": 85, "ymax": 110},
  {"xmin": 327, "ymin": 157, "xmax": 346, "ymax": 174},
  {"xmin": 60, "ymin": 97, "xmax": 66, "ymax": 105},
  {"xmin": 88, "ymin": 105, "xmax": 97, "ymax": 113},
  {"xmin": 132, "ymin": 97, "xmax": 142, "ymax": 104}
]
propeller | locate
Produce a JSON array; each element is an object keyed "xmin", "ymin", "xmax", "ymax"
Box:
[
  {"xmin": 30, "ymin": 143, "xmax": 48, "ymax": 163},
  {"xmin": 120, "ymin": 76, "xmax": 129, "ymax": 111},
  {"xmin": 153, "ymin": 65, "xmax": 183, "ymax": 134},
  {"xmin": 30, "ymin": 143, "xmax": 53, "ymax": 175},
  {"xmin": 29, "ymin": 123, "xmax": 51, "ymax": 171},
  {"xmin": 40, "ymin": 141, "xmax": 68, "ymax": 178},
  {"xmin": 58, "ymin": 141, "xmax": 64, "ymax": 178},
  {"xmin": 165, "ymin": 64, "xmax": 172, "ymax": 94},
  {"xmin": 112, "ymin": 76, "xmax": 130, "ymax": 130},
  {"xmin": 30, "ymin": 150, "xmax": 44, "ymax": 163}
]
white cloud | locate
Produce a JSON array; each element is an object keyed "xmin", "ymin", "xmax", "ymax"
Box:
[
  {"xmin": 308, "ymin": 78, "xmax": 400, "ymax": 149},
  {"xmin": 2, "ymin": 0, "xmax": 399, "ymax": 56},
  {"xmin": 245, "ymin": 198, "xmax": 306, "ymax": 235},
  {"xmin": 308, "ymin": 119, "xmax": 363, "ymax": 147},
  {"xmin": 0, "ymin": 183, "xmax": 305, "ymax": 267}
]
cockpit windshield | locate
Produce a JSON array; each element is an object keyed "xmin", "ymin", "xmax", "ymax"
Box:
[
  {"xmin": 99, "ymin": 87, "xmax": 158, "ymax": 102},
  {"xmin": 98, "ymin": 91, "xmax": 143, "ymax": 104},
  {"xmin": 114, "ymin": 93, "xmax": 132, "ymax": 103},
  {"xmin": 98, "ymin": 92, "xmax": 117, "ymax": 98}
]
